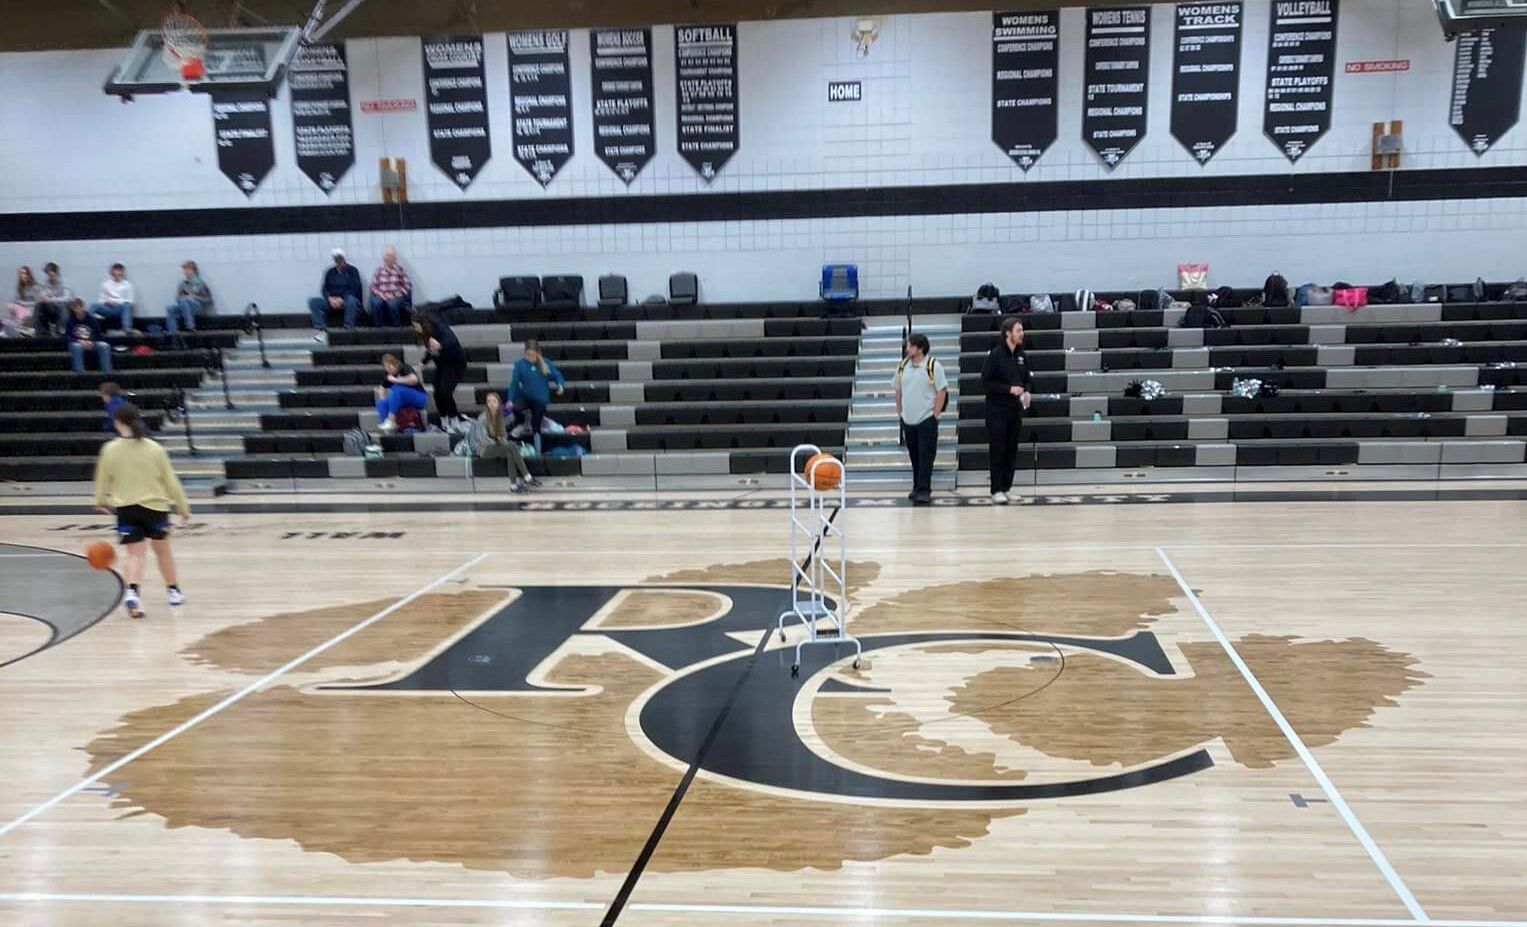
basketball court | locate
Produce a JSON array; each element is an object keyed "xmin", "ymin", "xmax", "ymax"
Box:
[{"xmin": 1, "ymin": 485, "xmax": 1524, "ymax": 927}]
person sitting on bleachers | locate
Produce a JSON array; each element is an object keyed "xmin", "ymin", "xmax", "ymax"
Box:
[
  {"xmin": 507, "ymin": 339, "xmax": 566, "ymax": 453},
  {"xmin": 308, "ymin": 249, "xmax": 363, "ymax": 342},
  {"xmin": 100, "ymin": 382, "xmax": 126, "ymax": 432},
  {"xmin": 368, "ymin": 246, "xmax": 412, "ymax": 328},
  {"xmin": 165, "ymin": 261, "xmax": 214, "ymax": 335},
  {"xmin": 4, "ymin": 265, "xmax": 41, "ymax": 338},
  {"xmin": 374, "ymin": 352, "xmax": 428, "ymax": 435},
  {"xmin": 37, "ymin": 263, "xmax": 75, "ymax": 337},
  {"xmin": 91, "ymin": 263, "xmax": 136, "ymax": 334},
  {"xmin": 468, "ymin": 392, "xmax": 536, "ymax": 494},
  {"xmin": 62, "ymin": 298, "xmax": 112, "ymax": 373}
]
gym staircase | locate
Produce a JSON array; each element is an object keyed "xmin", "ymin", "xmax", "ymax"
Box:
[
  {"xmin": 845, "ymin": 317, "xmax": 961, "ymax": 490},
  {"xmin": 163, "ymin": 330, "xmax": 313, "ymax": 484}
]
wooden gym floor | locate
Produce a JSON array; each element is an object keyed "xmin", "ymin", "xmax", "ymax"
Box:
[{"xmin": 0, "ymin": 491, "xmax": 1524, "ymax": 927}]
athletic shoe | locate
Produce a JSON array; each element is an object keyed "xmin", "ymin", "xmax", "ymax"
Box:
[
  {"xmin": 911, "ymin": 492, "xmax": 933, "ymax": 506},
  {"xmin": 527, "ymin": 476, "xmax": 543, "ymax": 488},
  {"xmin": 377, "ymin": 418, "xmax": 398, "ymax": 434},
  {"xmin": 167, "ymin": 587, "xmax": 185, "ymax": 607},
  {"xmin": 124, "ymin": 590, "xmax": 145, "ymax": 619},
  {"xmin": 992, "ymin": 492, "xmax": 1010, "ymax": 505},
  {"xmin": 312, "ymin": 331, "xmax": 327, "ymax": 343},
  {"xmin": 509, "ymin": 481, "xmax": 528, "ymax": 494}
]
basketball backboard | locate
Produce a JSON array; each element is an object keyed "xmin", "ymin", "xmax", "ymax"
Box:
[
  {"xmin": 104, "ymin": 27, "xmax": 301, "ymax": 100},
  {"xmin": 1434, "ymin": 0, "xmax": 1527, "ymax": 37}
]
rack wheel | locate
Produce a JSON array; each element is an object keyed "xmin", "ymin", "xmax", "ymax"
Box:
[
  {"xmin": 790, "ymin": 664, "xmax": 800, "ymax": 677},
  {"xmin": 779, "ymin": 629, "xmax": 786, "ymax": 642},
  {"xmin": 852, "ymin": 659, "xmax": 861, "ymax": 669}
]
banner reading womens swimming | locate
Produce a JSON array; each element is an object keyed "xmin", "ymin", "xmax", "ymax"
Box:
[
  {"xmin": 289, "ymin": 42, "xmax": 355, "ymax": 193},
  {"xmin": 422, "ymin": 36, "xmax": 492, "ymax": 190},
  {"xmin": 1082, "ymin": 6, "xmax": 1152, "ymax": 169},
  {"xmin": 1449, "ymin": 24, "xmax": 1526, "ymax": 156},
  {"xmin": 508, "ymin": 30, "xmax": 575, "ymax": 187},
  {"xmin": 674, "ymin": 24, "xmax": 739, "ymax": 182},
  {"xmin": 212, "ymin": 93, "xmax": 275, "ymax": 197},
  {"xmin": 1170, "ymin": 2, "xmax": 1242, "ymax": 164},
  {"xmin": 591, "ymin": 28, "xmax": 656, "ymax": 184},
  {"xmin": 1263, "ymin": 0, "xmax": 1340, "ymax": 163},
  {"xmin": 991, "ymin": 10, "xmax": 1060, "ymax": 172}
]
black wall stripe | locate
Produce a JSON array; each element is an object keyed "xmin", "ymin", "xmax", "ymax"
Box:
[{"xmin": 3, "ymin": 165, "xmax": 1526, "ymax": 243}]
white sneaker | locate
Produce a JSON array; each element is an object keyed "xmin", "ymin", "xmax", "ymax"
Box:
[
  {"xmin": 377, "ymin": 418, "xmax": 398, "ymax": 434},
  {"xmin": 312, "ymin": 331, "xmax": 327, "ymax": 343},
  {"xmin": 124, "ymin": 590, "xmax": 145, "ymax": 619},
  {"xmin": 992, "ymin": 492, "xmax": 1010, "ymax": 505},
  {"xmin": 167, "ymin": 587, "xmax": 185, "ymax": 607}
]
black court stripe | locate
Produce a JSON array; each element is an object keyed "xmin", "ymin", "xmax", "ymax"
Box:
[
  {"xmin": 599, "ymin": 506, "xmax": 840, "ymax": 927},
  {"xmin": 3, "ymin": 165, "xmax": 1526, "ymax": 243}
]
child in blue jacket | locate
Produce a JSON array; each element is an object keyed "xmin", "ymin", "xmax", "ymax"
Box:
[{"xmin": 507, "ymin": 340, "xmax": 565, "ymax": 451}]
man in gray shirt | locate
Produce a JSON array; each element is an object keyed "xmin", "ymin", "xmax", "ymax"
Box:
[
  {"xmin": 37, "ymin": 263, "xmax": 75, "ymax": 337},
  {"xmin": 892, "ymin": 332, "xmax": 948, "ymax": 505}
]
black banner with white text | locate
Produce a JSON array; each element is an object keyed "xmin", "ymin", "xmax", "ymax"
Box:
[
  {"xmin": 1263, "ymin": 0, "xmax": 1339, "ymax": 163},
  {"xmin": 212, "ymin": 92, "xmax": 275, "ymax": 197},
  {"xmin": 289, "ymin": 42, "xmax": 354, "ymax": 193},
  {"xmin": 992, "ymin": 10, "xmax": 1060, "ymax": 172},
  {"xmin": 508, "ymin": 30, "xmax": 574, "ymax": 187},
  {"xmin": 1171, "ymin": 2, "xmax": 1242, "ymax": 164},
  {"xmin": 591, "ymin": 28, "xmax": 656, "ymax": 184},
  {"xmin": 422, "ymin": 36, "xmax": 492, "ymax": 190},
  {"xmin": 675, "ymin": 23, "xmax": 739, "ymax": 181},
  {"xmin": 1082, "ymin": 6, "xmax": 1151, "ymax": 169},
  {"xmin": 1449, "ymin": 24, "xmax": 1526, "ymax": 156}
]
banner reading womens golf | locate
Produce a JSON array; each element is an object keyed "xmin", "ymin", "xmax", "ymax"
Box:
[
  {"xmin": 992, "ymin": 10, "xmax": 1060, "ymax": 171},
  {"xmin": 508, "ymin": 30, "xmax": 575, "ymax": 187}
]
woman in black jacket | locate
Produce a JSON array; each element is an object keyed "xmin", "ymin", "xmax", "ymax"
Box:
[{"xmin": 413, "ymin": 312, "xmax": 469, "ymax": 431}]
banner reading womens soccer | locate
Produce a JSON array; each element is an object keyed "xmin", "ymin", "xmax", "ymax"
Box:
[{"xmin": 591, "ymin": 28, "xmax": 656, "ymax": 184}]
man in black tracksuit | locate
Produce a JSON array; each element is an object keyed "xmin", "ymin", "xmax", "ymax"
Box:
[{"xmin": 981, "ymin": 316, "xmax": 1032, "ymax": 504}]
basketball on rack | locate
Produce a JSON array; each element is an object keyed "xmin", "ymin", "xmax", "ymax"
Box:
[
  {"xmin": 805, "ymin": 452, "xmax": 842, "ymax": 492},
  {"xmin": 85, "ymin": 541, "xmax": 116, "ymax": 571}
]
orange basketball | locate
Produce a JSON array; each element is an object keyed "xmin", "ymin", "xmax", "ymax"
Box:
[
  {"xmin": 805, "ymin": 452, "xmax": 842, "ymax": 492},
  {"xmin": 85, "ymin": 541, "xmax": 116, "ymax": 571}
]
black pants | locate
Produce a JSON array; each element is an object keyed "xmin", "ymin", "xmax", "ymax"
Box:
[
  {"xmin": 986, "ymin": 407, "xmax": 1024, "ymax": 494},
  {"xmin": 516, "ymin": 399, "xmax": 548, "ymax": 450},
  {"xmin": 433, "ymin": 361, "xmax": 466, "ymax": 420},
  {"xmin": 903, "ymin": 416, "xmax": 938, "ymax": 495}
]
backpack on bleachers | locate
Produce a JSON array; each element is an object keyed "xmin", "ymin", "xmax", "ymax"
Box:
[
  {"xmin": 1074, "ymin": 288, "xmax": 1095, "ymax": 312},
  {"xmin": 1138, "ymin": 289, "xmax": 1159, "ymax": 312},
  {"xmin": 1180, "ymin": 304, "xmax": 1228, "ymax": 329},
  {"xmin": 971, "ymin": 283, "xmax": 1001, "ymax": 313},
  {"xmin": 1029, "ymin": 293, "xmax": 1055, "ymax": 313},
  {"xmin": 1502, "ymin": 278, "xmax": 1527, "ymax": 302},
  {"xmin": 1370, "ymin": 280, "xmax": 1401, "ymax": 305},
  {"xmin": 343, "ymin": 426, "xmax": 368, "ymax": 456},
  {"xmin": 1210, "ymin": 285, "xmax": 1240, "ymax": 308},
  {"xmin": 1262, "ymin": 274, "xmax": 1291, "ymax": 308}
]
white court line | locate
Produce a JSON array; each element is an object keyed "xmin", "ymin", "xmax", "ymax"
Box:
[
  {"xmin": 0, "ymin": 551, "xmax": 488, "ymax": 841},
  {"xmin": 3, "ymin": 893, "xmax": 1526, "ymax": 927},
  {"xmin": 1154, "ymin": 547, "xmax": 1430, "ymax": 924}
]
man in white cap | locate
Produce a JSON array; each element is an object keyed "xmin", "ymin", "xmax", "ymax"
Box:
[{"xmin": 307, "ymin": 248, "xmax": 363, "ymax": 342}]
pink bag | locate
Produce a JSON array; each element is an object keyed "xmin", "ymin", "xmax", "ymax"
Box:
[{"xmin": 1334, "ymin": 287, "xmax": 1368, "ymax": 309}]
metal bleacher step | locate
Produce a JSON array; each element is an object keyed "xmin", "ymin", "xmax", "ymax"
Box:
[{"xmin": 160, "ymin": 435, "xmax": 245, "ymax": 455}]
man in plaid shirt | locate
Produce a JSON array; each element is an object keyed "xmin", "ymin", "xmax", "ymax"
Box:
[{"xmin": 368, "ymin": 246, "xmax": 412, "ymax": 327}]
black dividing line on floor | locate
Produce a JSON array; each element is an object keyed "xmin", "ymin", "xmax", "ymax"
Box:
[{"xmin": 598, "ymin": 506, "xmax": 839, "ymax": 927}]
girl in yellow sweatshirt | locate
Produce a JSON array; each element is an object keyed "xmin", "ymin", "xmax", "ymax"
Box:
[{"xmin": 93, "ymin": 403, "xmax": 191, "ymax": 618}]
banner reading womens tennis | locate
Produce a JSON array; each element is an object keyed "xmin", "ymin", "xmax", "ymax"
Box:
[
  {"xmin": 1171, "ymin": 2, "xmax": 1242, "ymax": 164},
  {"xmin": 591, "ymin": 28, "xmax": 656, "ymax": 184},
  {"xmin": 1082, "ymin": 6, "xmax": 1151, "ymax": 169},
  {"xmin": 1449, "ymin": 24, "xmax": 1526, "ymax": 156},
  {"xmin": 289, "ymin": 42, "xmax": 354, "ymax": 193},
  {"xmin": 1263, "ymin": 0, "xmax": 1339, "ymax": 163},
  {"xmin": 508, "ymin": 30, "xmax": 574, "ymax": 187},
  {"xmin": 422, "ymin": 36, "xmax": 492, "ymax": 190},
  {"xmin": 675, "ymin": 24, "xmax": 739, "ymax": 181},
  {"xmin": 212, "ymin": 93, "xmax": 275, "ymax": 197},
  {"xmin": 992, "ymin": 10, "xmax": 1060, "ymax": 172}
]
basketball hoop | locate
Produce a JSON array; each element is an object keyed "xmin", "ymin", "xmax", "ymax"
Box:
[{"xmin": 161, "ymin": 9, "xmax": 208, "ymax": 81}]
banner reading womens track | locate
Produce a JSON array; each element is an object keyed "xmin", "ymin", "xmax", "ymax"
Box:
[
  {"xmin": 992, "ymin": 10, "xmax": 1060, "ymax": 172},
  {"xmin": 508, "ymin": 30, "xmax": 575, "ymax": 187},
  {"xmin": 212, "ymin": 92, "xmax": 275, "ymax": 197},
  {"xmin": 1263, "ymin": 0, "xmax": 1339, "ymax": 163},
  {"xmin": 1449, "ymin": 24, "xmax": 1526, "ymax": 156},
  {"xmin": 289, "ymin": 42, "xmax": 354, "ymax": 193},
  {"xmin": 1171, "ymin": 1, "xmax": 1242, "ymax": 164},
  {"xmin": 1082, "ymin": 5, "xmax": 1151, "ymax": 169},
  {"xmin": 422, "ymin": 36, "xmax": 492, "ymax": 190},
  {"xmin": 591, "ymin": 28, "xmax": 656, "ymax": 184},
  {"xmin": 675, "ymin": 23, "xmax": 739, "ymax": 182}
]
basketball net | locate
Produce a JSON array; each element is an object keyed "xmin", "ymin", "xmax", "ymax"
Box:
[{"xmin": 161, "ymin": 9, "xmax": 208, "ymax": 81}]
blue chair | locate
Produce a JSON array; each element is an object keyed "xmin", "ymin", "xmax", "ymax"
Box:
[{"xmin": 820, "ymin": 264, "xmax": 859, "ymax": 302}]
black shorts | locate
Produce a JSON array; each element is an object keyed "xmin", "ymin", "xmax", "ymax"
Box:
[{"xmin": 116, "ymin": 504, "xmax": 171, "ymax": 544}]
